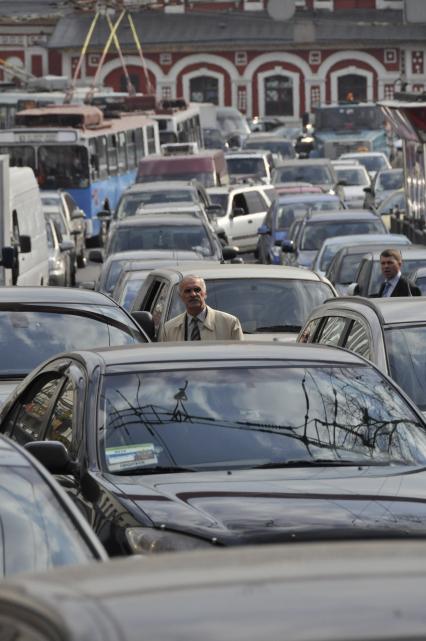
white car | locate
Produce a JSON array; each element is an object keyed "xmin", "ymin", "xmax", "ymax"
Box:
[
  {"xmin": 333, "ymin": 163, "xmax": 371, "ymax": 208},
  {"xmin": 207, "ymin": 184, "xmax": 272, "ymax": 252}
]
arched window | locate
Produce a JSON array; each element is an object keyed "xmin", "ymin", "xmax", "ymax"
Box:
[
  {"xmin": 264, "ymin": 75, "xmax": 293, "ymax": 116},
  {"xmin": 190, "ymin": 76, "xmax": 219, "ymax": 104},
  {"xmin": 338, "ymin": 74, "xmax": 367, "ymax": 102}
]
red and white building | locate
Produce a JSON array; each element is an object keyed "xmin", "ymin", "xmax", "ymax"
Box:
[{"xmin": 0, "ymin": 0, "xmax": 425, "ymax": 122}]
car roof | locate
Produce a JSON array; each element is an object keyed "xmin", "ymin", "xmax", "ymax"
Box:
[
  {"xmin": 145, "ymin": 262, "xmax": 327, "ymax": 282},
  {"xmin": 337, "ymin": 241, "xmax": 411, "ymax": 256},
  {"xmin": 123, "ymin": 181, "xmax": 197, "ymax": 194},
  {"xmin": 302, "ymin": 210, "xmax": 380, "ymax": 222},
  {"xmin": 275, "ymin": 159, "xmax": 333, "ymax": 167},
  {"xmin": 76, "ymin": 341, "xmax": 366, "ymax": 369},
  {"xmin": 207, "ymin": 185, "xmax": 266, "ymax": 194},
  {"xmin": 111, "ymin": 215, "xmax": 205, "ymax": 228},
  {"xmin": 276, "ymin": 193, "xmax": 340, "ymax": 204},
  {"xmin": 320, "ymin": 233, "xmax": 409, "ymax": 248},
  {"xmin": 319, "ymin": 296, "xmax": 426, "ymax": 326},
  {"xmin": 0, "ymin": 286, "xmax": 118, "ymax": 306},
  {"xmin": 365, "ymin": 246, "xmax": 426, "ymax": 260}
]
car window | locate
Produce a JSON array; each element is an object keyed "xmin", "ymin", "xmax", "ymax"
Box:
[
  {"xmin": 11, "ymin": 377, "xmax": 63, "ymax": 443},
  {"xmin": 46, "ymin": 378, "xmax": 76, "ymax": 451},
  {"xmin": 385, "ymin": 326, "xmax": 426, "ymax": 411},
  {"xmin": 150, "ymin": 282, "xmax": 169, "ymax": 332},
  {"xmin": 298, "ymin": 317, "xmax": 322, "ymax": 343},
  {"xmin": 317, "ymin": 316, "xmax": 348, "ymax": 346},
  {"xmin": 245, "ymin": 191, "xmax": 267, "ymax": 214},
  {"xmin": 356, "ymin": 258, "xmax": 371, "ymax": 296},
  {"xmin": 344, "ymin": 320, "xmax": 371, "ymax": 360},
  {"xmin": 300, "ymin": 220, "xmax": 385, "ymax": 251}
]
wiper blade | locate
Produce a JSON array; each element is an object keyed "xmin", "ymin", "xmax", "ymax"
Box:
[
  {"xmin": 255, "ymin": 325, "xmax": 301, "ymax": 333},
  {"xmin": 253, "ymin": 458, "xmax": 390, "ymax": 469},
  {"xmin": 113, "ymin": 465, "xmax": 198, "ymax": 476}
]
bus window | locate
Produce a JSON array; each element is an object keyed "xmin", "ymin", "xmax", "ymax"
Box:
[
  {"xmin": 0, "ymin": 146, "xmax": 35, "ymax": 169},
  {"xmin": 38, "ymin": 145, "xmax": 89, "ymax": 189},
  {"xmin": 135, "ymin": 128, "xmax": 145, "ymax": 161},
  {"xmin": 96, "ymin": 136, "xmax": 108, "ymax": 180},
  {"xmin": 126, "ymin": 130, "xmax": 137, "ymax": 169},
  {"xmin": 117, "ymin": 131, "xmax": 127, "ymax": 172},
  {"xmin": 107, "ymin": 133, "xmax": 118, "ymax": 175},
  {"xmin": 147, "ymin": 126, "xmax": 157, "ymax": 155},
  {"xmin": 88, "ymin": 139, "xmax": 99, "ymax": 181}
]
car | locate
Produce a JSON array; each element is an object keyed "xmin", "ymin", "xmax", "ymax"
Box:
[
  {"xmin": 40, "ymin": 190, "xmax": 86, "ymax": 268},
  {"xmin": 0, "ymin": 435, "xmax": 107, "ymax": 578},
  {"xmin": 257, "ymin": 193, "xmax": 346, "ymax": 265},
  {"xmin": 272, "ymin": 158, "xmax": 341, "ymax": 197},
  {"xmin": 326, "ymin": 238, "xmax": 413, "ymax": 295},
  {"xmin": 224, "ymin": 150, "xmax": 273, "ymax": 184},
  {"xmin": 110, "ymin": 180, "xmax": 214, "ymax": 220},
  {"xmin": 3, "ymin": 539, "xmax": 426, "ymax": 640},
  {"xmin": 112, "ymin": 263, "xmax": 154, "ymax": 311},
  {"xmin": 103, "ymin": 215, "xmax": 227, "ymax": 262},
  {"xmin": 44, "ymin": 201, "xmax": 78, "ymax": 285},
  {"xmin": 130, "ymin": 263, "xmax": 337, "ymax": 341},
  {"xmin": 374, "ymin": 187, "xmax": 406, "ymax": 230},
  {"xmin": 299, "ymin": 296, "xmax": 426, "ymax": 414},
  {"xmin": 338, "ymin": 151, "xmax": 391, "ymax": 179},
  {"xmin": 408, "ymin": 265, "xmax": 426, "ymax": 294},
  {"xmin": 4, "ymin": 341, "xmax": 426, "ymax": 560},
  {"xmin": 45, "ymin": 218, "xmax": 75, "ymax": 287},
  {"xmin": 364, "ymin": 168, "xmax": 404, "ymax": 209},
  {"xmin": 0, "ymin": 287, "xmax": 149, "ymax": 407},
  {"xmin": 207, "ymin": 184, "xmax": 271, "ymax": 252},
  {"xmin": 243, "ymin": 134, "xmax": 296, "ymax": 162},
  {"xmin": 282, "ymin": 210, "xmax": 387, "ymax": 269},
  {"xmin": 312, "ymin": 232, "xmax": 411, "ymax": 278},
  {"xmin": 347, "ymin": 246, "xmax": 426, "ymax": 297},
  {"xmin": 333, "ymin": 163, "xmax": 371, "ymax": 208},
  {"xmin": 87, "ymin": 249, "xmax": 206, "ymax": 296}
]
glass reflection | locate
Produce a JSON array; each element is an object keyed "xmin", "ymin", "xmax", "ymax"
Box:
[{"xmin": 100, "ymin": 366, "xmax": 426, "ymax": 473}]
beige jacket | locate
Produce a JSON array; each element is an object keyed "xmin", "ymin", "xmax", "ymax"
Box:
[{"xmin": 159, "ymin": 305, "xmax": 244, "ymax": 342}]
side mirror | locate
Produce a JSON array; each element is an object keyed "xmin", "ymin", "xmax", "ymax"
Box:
[
  {"xmin": 281, "ymin": 239, "xmax": 295, "ymax": 253},
  {"xmin": 19, "ymin": 235, "xmax": 31, "ymax": 253},
  {"xmin": 97, "ymin": 209, "xmax": 112, "ymax": 221},
  {"xmin": 222, "ymin": 245, "xmax": 239, "ymax": 261},
  {"xmin": 257, "ymin": 224, "xmax": 271, "ymax": 235},
  {"xmin": 25, "ymin": 441, "xmax": 74, "ymax": 475},
  {"xmin": 230, "ymin": 207, "xmax": 245, "ymax": 219},
  {"xmin": 59, "ymin": 239, "xmax": 75, "ymax": 252},
  {"xmin": 131, "ymin": 311, "xmax": 155, "ymax": 341},
  {"xmin": 1, "ymin": 246, "xmax": 15, "ymax": 269},
  {"xmin": 71, "ymin": 208, "xmax": 85, "ymax": 220},
  {"xmin": 88, "ymin": 249, "xmax": 103, "ymax": 263},
  {"xmin": 347, "ymin": 282, "xmax": 360, "ymax": 296}
]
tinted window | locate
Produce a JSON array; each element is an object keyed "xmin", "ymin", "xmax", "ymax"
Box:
[
  {"xmin": 46, "ymin": 379, "xmax": 75, "ymax": 450},
  {"xmin": 101, "ymin": 366, "xmax": 426, "ymax": 472},
  {"xmin": 0, "ymin": 310, "xmax": 141, "ymax": 375},
  {"xmin": 13, "ymin": 378, "xmax": 62, "ymax": 442},
  {"xmin": 168, "ymin": 279, "xmax": 334, "ymax": 333},
  {"xmin": 300, "ymin": 220, "xmax": 385, "ymax": 251}
]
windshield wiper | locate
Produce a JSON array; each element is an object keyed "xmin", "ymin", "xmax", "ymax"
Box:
[
  {"xmin": 253, "ymin": 458, "xmax": 391, "ymax": 469},
  {"xmin": 113, "ymin": 465, "xmax": 198, "ymax": 476},
  {"xmin": 255, "ymin": 325, "xmax": 301, "ymax": 333}
]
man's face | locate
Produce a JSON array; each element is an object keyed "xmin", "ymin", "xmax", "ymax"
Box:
[
  {"xmin": 380, "ymin": 254, "xmax": 401, "ymax": 280},
  {"xmin": 179, "ymin": 277, "xmax": 207, "ymax": 316}
]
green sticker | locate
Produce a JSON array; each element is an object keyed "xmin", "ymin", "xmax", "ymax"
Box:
[{"xmin": 106, "ymin": 443, "xmax": 158, "ymax": 471}]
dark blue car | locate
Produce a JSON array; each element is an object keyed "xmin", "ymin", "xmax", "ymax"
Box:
[{"xmin": 256, "ymin": 193, "xmax": 344, "ymax": 264}]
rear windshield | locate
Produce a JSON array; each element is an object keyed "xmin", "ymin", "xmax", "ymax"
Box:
[
  {"xmin": 369, "ymin": 259, "xmax": 426, "ymax": 295},
  {"xmin": 274, "ymin": 165, "xmax": 333, "ymax": 185},
  {"xmin": 107, "ymin": 224, "xmax": 214, "ymax": 257},
  {"xmin": 300, "ymin": 220, "xmax": 385, "ymax": 251}
]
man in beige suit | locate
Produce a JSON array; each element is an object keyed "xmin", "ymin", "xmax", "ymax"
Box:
[{"xmin": 159, "ymin": 274, "xmax": 244, "ymax": 342}]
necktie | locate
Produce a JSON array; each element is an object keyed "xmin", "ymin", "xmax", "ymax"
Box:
[
  {"xmin": 190, "ymin": 317, "xmax": 201, "ymax": 341},
  {"xmin": 382, "ymin": 281, "xmax": 392, "ymax": 297}
]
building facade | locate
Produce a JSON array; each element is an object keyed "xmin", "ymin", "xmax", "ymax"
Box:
[{"xmin": 0, "ymin": 0, "xmax": 425, "ymax": 122}]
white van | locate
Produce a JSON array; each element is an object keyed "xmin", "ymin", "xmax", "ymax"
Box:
[{"xmin": 0, "ymin": 158, "xmax": 49, "ymax": 286}]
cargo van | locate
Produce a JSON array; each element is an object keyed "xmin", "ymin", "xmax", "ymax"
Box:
[
  {"xmin": 0, "ymin": 157, "xmax": 49, "ymax": 286},
  {"xmin": 136, "ymin": 150, "xmax": 229, "ymax": 188}
]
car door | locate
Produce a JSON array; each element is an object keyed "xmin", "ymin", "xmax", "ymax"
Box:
[{"xmin": 229, "ymin": 190, "xmax": 269, "ymax": 251}]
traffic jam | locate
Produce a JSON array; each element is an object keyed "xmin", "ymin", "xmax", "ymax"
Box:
[{"xmin": 1, "ymin": 0, "xmax": 426, "ymax": 638}]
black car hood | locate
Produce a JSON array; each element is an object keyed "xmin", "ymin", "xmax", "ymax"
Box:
[{"xmin": 109, "ymin": 466, "xmax": 426, "ymax": 544}]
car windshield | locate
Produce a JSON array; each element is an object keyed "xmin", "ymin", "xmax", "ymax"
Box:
[
  {"xmin": 377, "ymin": 191, "xmax": 406, "ymax": 215},
  {"xmin": 369, "ymin": 259, "xmax": 426, "ymax": 295},
  {"xmin": 117, "ymin": 191, "xmax": 197, "ymax": 218},
  {"xmin": 277, "ymin": 200, "xmax": 340, "ymax": 229},
  {"xmin": 274, "ymin": 165, "xmax": 332, "ymax": 185},
  {"xmin": 335, "ymin": 167, "xmax": 370, "ymax": 186},
  {"xmin": 208, "ymin": 193, "xmax": 228, "ymax": 216},
  {"xmin": 337, "ymin": 253, "xmax": 368, "ymax": 284},
  {"xmin": 0, "ymin": 309, "xmax": 142, "ymax": 376},
  {"xmin": 100, "ymin": 365, "xmax": 426, "ymax": 474},
  {"xmin": 226, "ymin": 157, "xmax": 267, "ymax": 177},
  {"xmin": 385, "ymin": 326, "xmax": 426, "ymax": 411},
  {"xmin": 244, "ymin": 141, "xmax": 294, "ymax": 157},
  {"xmin": 167, "ymin": 279, "xmax": 334, "ymax": 333},
  {"xmin": 103, "ymin": 260, "xmax": 129, "ymax": 294},
  {"xmin": 118, "ymin": 275, "xmax": 148, "ymax": 310},
  {"xmin": 346, "ymin": 156, "xmax": 387, "ymax": 173},
  {"xmin": 376, "ymin": 171, "xmax": 403, "ymax": 193},
  {"xmin": 107, "ymin": 225, "xmax": 214, "ymax": 257},
  {"xmin": 301, "ymin": 220, "xmax": 385, "ymax": 251}
]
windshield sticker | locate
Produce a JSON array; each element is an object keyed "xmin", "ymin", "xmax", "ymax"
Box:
[{"xmin": 106, "ymin": 444, "xmax": 158, "ymax": 471}]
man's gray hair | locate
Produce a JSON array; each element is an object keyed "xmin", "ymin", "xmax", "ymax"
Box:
[{"xmin": 179, "ymin": 275, "xmax": 207, "ymax": 293}]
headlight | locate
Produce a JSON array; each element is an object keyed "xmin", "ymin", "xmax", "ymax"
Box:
[{"xmin": 126, "ymin": 527, "xmax": 215, "ymax": 554}]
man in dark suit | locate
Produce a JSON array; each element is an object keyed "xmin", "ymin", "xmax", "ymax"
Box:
[{"xmin": 377, "ymin": 248, "xmax": 421, "ymax": 297}]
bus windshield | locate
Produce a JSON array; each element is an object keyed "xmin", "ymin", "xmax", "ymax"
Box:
[
  {"xmin": 0, "ymin": 145, "xmax": 36, "ymax": 170},
  {"xmin": 38, "ymin": 145, "xmax": 89, "ymax": 189},
  {"xmin": 315, "ymin": 105, "xmax": 384, "ymax": 132}
]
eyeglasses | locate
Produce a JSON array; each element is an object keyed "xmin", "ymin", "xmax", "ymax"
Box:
[{"xmin": 182, "ymin": 286, "xmax": 203, "ymax": 294}]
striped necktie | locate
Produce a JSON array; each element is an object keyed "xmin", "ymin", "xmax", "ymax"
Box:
[
  {"xmin": 190, "ymin": 317, "xmax": 201, "ymax": 341},
  {"xmin": 382, "ymin": 281, "xmax": 392, "ymax": 297}
]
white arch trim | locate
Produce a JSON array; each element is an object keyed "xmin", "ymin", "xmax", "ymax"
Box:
[
  {"xmin": 98, "ymin": 55, "xmax": 164, "ymax": 88},
  {"xmin": 257, "ymin": 67, "xmax": 300, "ymax": 120},
  {"xmin": 182, "ymin": 68, "xmax": 224, "ymax": 106},
  {"xmin": 166, "ymin": 53, "xmax": 239, "ymax": 83},
  {"xmin": 245, "ymin": 52, "xmax": 312, "ymax": 79},
  {"xmin": 317, "ymin": 50, "xmax": 388, "ymax": 80}
]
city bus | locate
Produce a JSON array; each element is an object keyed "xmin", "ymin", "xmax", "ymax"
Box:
[
  {"xmin": 0, "ymin": 103, "xmax": 160, "ymax": 245},
  {"xmin": 312, "ymin": 103, "xmax": 389, "ymax": 160},
  {"xmin": 152, "ymin": 101, "xmax": 203, "ymax": 148}
]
